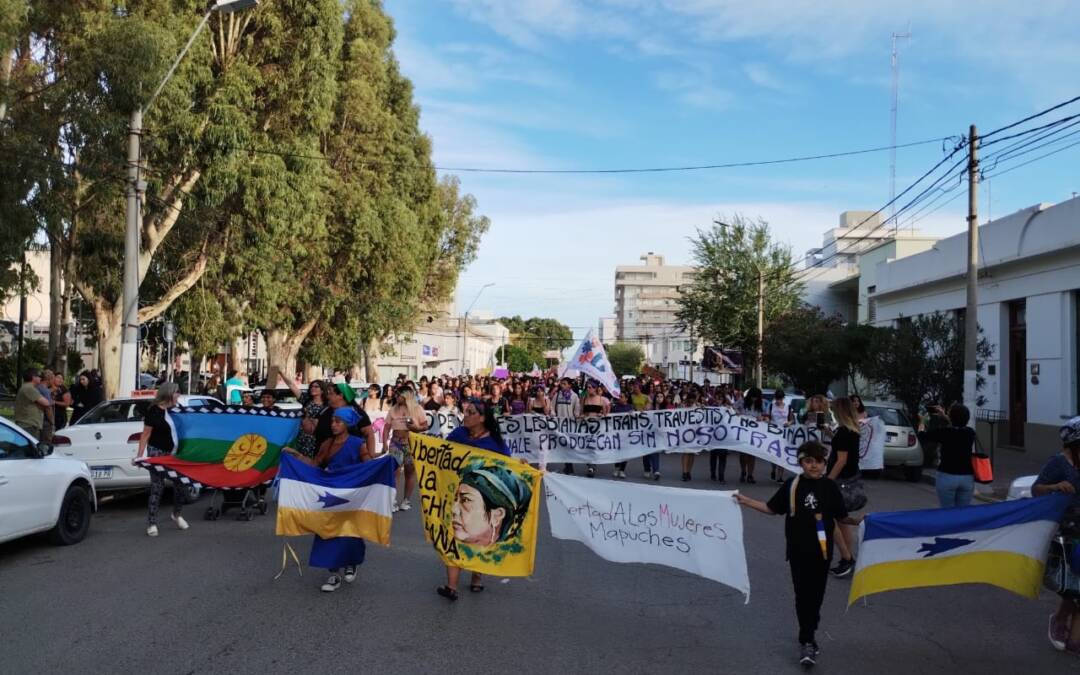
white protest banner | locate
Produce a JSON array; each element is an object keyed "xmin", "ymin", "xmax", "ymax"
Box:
[
  {"xmin": 423, "ymin": 410, "xmax": 462, "ymax": 438},
  {"xmin": 859, "ymin": 416, "xmax": 887, "ymax": 471},
  {"xmin": 545, "ymin": 472, "xmax": 750, "ymax": 600},
  {"xmin": 496, "ymin": 407, "xmax": 822, "ymax": 471}
]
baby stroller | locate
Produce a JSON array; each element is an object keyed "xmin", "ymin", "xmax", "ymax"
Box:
[{"xmin": 204, "ymin": 484, "xmax": 269, "ymax": 521}]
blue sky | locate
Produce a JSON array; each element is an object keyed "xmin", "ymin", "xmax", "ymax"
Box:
[{"xmin": 384, "ymin": 0, "xmax": 1080, "ymax": 338}]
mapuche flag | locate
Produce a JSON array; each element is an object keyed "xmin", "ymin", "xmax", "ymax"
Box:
[{"xmin": 139, "ymin": 406, "xmax": 301, "ymax": 489}]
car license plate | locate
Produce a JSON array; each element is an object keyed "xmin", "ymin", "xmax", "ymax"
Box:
[{"xmin": 90, "ymin": 466, "xmax": 113, "ymax": 480}]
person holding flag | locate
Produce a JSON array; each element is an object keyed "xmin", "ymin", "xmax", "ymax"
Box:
[
  {"xmin": 735, "ymin": 441, "xmax": 862, "ymax": 668},
  {"xmin": 283, "ymin": 406, "xmax": 375, "ymax": 593}
]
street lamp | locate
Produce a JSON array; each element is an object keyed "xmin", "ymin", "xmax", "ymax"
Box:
[
  {"xmin": 461, "ymin": 283, "xmax": 494, "ymax": 376},
  {"xmin": 119, "ymin": 0, "xmax": 259, "ymax": 395}
]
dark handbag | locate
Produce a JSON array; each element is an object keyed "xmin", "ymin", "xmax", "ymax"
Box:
[{"xmin": 839, "ymin": 476, "xmax": 868, "ymax": 512}]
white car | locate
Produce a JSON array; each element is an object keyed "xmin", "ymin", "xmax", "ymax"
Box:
[
  {"xmin": 0, "ymin": 416, "xmax": 97, "ymax": 545},
  {"xmin": 52, "ymin": 395, "xmax": 221, "ymax": 492}
]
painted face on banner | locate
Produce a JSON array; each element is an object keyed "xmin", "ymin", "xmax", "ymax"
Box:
[{"xmin": 452, "ymin": 483, "xmax": 505, "ymax": 546}]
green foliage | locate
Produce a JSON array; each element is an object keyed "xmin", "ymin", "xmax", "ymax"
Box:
[
  {"xmin": 861, "ymin": 313, "xmax": 994, "ymax": 419},
  {"xmin": 765, "ymin": 305, "xmax": 894, "ymax": 395},
  {"xmin": 496, "ymin": 344, "xmax": 534, "ymax": 373},
  {"xmin": 497, "ymin": 316, "xmax": 573, "ymax": 368},
  {"xmin": 607, "ymin": 341, "xmax": 645, "ymax": 378},
  {"xmin": 0, "ymin": 338, "xmax": 47, "ymax": 389},
  {"xmin": 676, "ymin": 214, "xmax": 803, "ymax": 374},
  {"xmin": 763, "ymin": 304, "xmax": 848, "ymax": 395}
]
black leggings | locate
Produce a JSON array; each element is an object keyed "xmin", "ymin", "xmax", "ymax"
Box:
[{"xmin": 709, "ymin": 450, "xmax": 727, "ymax": 479}]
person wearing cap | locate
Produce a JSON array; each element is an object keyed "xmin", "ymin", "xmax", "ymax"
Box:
[
  {"xmin": 284, "ymin": 405, "xmax": 373, "ymax": 593},
  {"xmin": 315, "ymin": 377, "xmax": 375, "ymax": 454},
  {"xmin": 1034, "ymin": 416, "xmax": 1080, "ymax": 653},
  {"xmin": 735, "ymin": 441, "xmax": 863, "ymax": 668}
]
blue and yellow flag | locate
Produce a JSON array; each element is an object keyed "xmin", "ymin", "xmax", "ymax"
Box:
[
  {"xmin": 275, "ymin": 454, "xmax": 396, "ymax": 545},
  {"xmin": 850, "ymin": 494, "xmax": 1070, "ymax": 605}
]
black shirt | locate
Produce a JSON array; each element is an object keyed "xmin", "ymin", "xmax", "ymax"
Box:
[
  {"xmin": 767, "ymin": 476, "xmax": 848, "ymax": 561},
  {"xmin": 923, "ymin": 425, "xmax": 976, "ymax": 475},
  {"xmin": 314, "ymin": 403, "xmax": 372, "ymax": 447},
  {"xmin": 423, "ymin": 399, "xmax": 441, "ymax": 412},
  {"xmin": 828, "ymin": 426, "xmax": 861, "ymax": 479},
  {"xmin": 143, "ymin": 405, "xmax": 176, "ymax": 453}
]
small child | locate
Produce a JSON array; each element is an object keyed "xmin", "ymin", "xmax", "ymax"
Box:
[{"xmin": 735, "ymin": 441, "xmax": 862, "ymax": 668}]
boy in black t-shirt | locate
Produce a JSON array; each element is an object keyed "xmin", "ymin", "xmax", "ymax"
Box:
[{"xmin": 735, "ymin": 441, "xmax": 862, "ymax": 668}]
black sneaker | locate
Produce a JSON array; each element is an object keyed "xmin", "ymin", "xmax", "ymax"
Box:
[
  {"xmin": 831, "ymin": 558, "xmax": 855, "ymax": 578},
  {"xmin": 799, "ymin": 643, "xmax": 817, "ymax": 667}
]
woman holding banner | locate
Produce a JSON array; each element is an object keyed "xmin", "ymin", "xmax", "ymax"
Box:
[
  {"xmin": 580, "ymin": 381, "xmax": 610, "ymax": 478},
  {"xmin": 680, "ymin": 390, "xmax": 702, "ymax": 482},
  {"xmin": 437, "ymin": 398, "xmax": 513, "ymax": 601},
  {"xmin": 739, "ymin": 388, "xmax": 766, "ymax": 484},
  {"xmin": 284, "ymin": 406, "xmax": 373, "ymax": 593}
]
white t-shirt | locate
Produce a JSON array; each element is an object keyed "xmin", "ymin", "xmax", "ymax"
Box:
[{"xmin": 770, "ymin": 400, "xmax": 791, "ymax": 426}]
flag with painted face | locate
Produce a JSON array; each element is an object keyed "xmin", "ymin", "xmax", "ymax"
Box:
[
  {"xmin": 558, "ymin": 330, "xmax": 621, "ymax": 396},
  {"xmin": 138, "ymin": 406, "xmax": 300, "ymax": 489},
  {"xmin": 411, "ymin": 434, "xmax": 542, "ymax": 576}
]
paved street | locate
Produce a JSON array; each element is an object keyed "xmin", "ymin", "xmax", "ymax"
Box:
[{"xmin": 2, "ymin": 455, "xmax": 1073, "ymax": 675}]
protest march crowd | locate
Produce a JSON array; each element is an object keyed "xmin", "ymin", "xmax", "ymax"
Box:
[{"xmin": 10, "ymin": 346, "xmax": 1080, "ymax": 669}]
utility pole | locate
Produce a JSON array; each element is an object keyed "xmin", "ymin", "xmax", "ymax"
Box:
[
  {"xmin": 889, "ymin": 30, "xmax": 911, "ymax": 231},
  {"xmin": 963, "ymin": 124, "xmax": 979, "ymax": 425},
  {"xmin": 755, "ymin": 268, "xmax": 764, "ymax": 388}
]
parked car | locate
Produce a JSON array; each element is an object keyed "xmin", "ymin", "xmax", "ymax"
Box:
[
  {"xmin": 863, "ymin": 401, "xmax": 925, "ymax": 481},
  {"xmin": 0, "ymin": 416, "xmax": 97, "ymax": 545},
  {"xmin": 51, "ymin": 395, "xmax": 221, "ymax": 492},
  {"xmin": 1007, "ymin": 475, "xmax": 1037, "ymax": 500},
  {"xmin": 756, "ymin": 389, "xmax": 807, "ymax": 423}
]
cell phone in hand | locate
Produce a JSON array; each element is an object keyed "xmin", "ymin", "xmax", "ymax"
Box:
[{"xmin": 816, "ymin": 412, "xmax": 825, "ymax": 428}]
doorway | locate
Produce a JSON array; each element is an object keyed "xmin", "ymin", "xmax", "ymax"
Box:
[{"xmin": 1008, "ymin": 300, "xmax": 1027, "ymax": 447}]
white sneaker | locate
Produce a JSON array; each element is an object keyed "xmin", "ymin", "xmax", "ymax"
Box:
[
  {"xmin": 321, "ymin": 574, "xmax": 342, "ymax": 592},
  {"xmin": 643, "ymin": 470, "xmax": 652, "ymax": 479},
  {"xmin": 400, "ymin": 500, "xmax": 412, "ymax": 511},
  {"xmin": 653, "ymin": 472, "xmax": 661, "ymax": 481},
  {"xmin": 344, "ymin": 566, "xmax": 357, "ymax": 583},
  {"xmin": 618, "ymin": 470, "xmax": 627, "ymax": 479},
  {"xmin": 392, "ymin": 502, "xmax": 401, "ymax": 513},
  {"xmin": 171, "ymin": 514, "xmax": 189, "ymax": 530},
  {"xmin": 613, "ymin": 468, "xmax": 621, "ymax": 477},
  {"xmin": 146, "ymin": 525, "xmax": 159, "ymax": 537}
]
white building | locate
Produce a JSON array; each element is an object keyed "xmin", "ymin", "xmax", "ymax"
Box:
[
  {"xmin": 871, "ymin": 197, "xmax": 1080, "ymax": 459},
  {"xmin": 598, "ymin": 316, "xmax": 616, "ymax": 345},
  {"xmin": 613, "ymin": 252, "xmax": 703, "ymax": 374},
  {"xmin": 2, "ymin": 249, "xmax": 96, "ymax": 369},
  {"xmin": 801, "ymin": 211, "xmax": 937, "ymax": 323},
  {"xmin": 376, "ymin": 309, "xmax": 508, "ymax": 381}
]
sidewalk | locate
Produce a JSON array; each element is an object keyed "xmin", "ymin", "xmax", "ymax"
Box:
[{"xmin": 922, "ymin": 446, "xmax": 1048, "ymax": 502}]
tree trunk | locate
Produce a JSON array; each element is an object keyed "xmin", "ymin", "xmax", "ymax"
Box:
[
  {"xmin": 48, "ymin": 241, "xmax": 62, "ymax": 367},
  {"xmin": 265, "ymin": 330, "xmax": 300, "ymax": 384},
  {"xmin": 94, "ymin": 303, "xmax": 123, "ymax": 399},
  {"xmin": 364, "ymin": 337, "xmax": 380, "ymax": 383},
  {"xmin": 0, "ymin": 48, "xmax": 13, "ymax": 122},
  {"xmin": 230, "ymin": 336, "xmax": 246, "ymax": 372}
]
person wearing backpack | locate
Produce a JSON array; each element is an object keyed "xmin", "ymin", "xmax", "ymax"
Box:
[{"xmin": 735, "ymin": 441, "xmax": 862, "ymax": 668}]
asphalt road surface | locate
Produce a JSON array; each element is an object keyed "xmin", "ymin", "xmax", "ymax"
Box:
[{"xmin": 2, "ymin": 456, "xmax": 1073, "ymax": 674}]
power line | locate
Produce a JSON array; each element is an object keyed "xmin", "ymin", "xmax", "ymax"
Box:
[
  {"xmin": 140, "ymin": 134, "xmax": 953, "ymax": 175},
  {"xmin": 980, "ymin": 94, "xmax": 1080, "ymax": 139}
]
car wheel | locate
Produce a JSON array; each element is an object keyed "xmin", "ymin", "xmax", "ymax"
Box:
[
  {"xmin": 903, "ymin": 465, "xmax": 923, "ymax": 482},
  {"xmin": 50, "ymin": 484, "xmax": 92, "ymax": 545}
]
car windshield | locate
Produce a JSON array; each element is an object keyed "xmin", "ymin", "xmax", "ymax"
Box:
[
  {"xmin": 865, "ymin": 406, "xmax": 911, "ymax": 427},
  {"xmin": 77, "ymin": 400, "xmax": 151, "ymax": 424}
]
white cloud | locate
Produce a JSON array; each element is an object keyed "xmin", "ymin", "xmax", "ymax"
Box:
[
  {"xmin": 742, "ymin": 62, "xmax": 790, "ymax": 92},
  {"xmin": 654, "ymin": 69, "xmax": 733, "ymax": 111}
]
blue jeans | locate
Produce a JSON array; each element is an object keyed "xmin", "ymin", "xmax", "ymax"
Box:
[
  {"xmin": 936, "ymin": 472, "xmax": 974, "ymax": 508},
  {"xmin": 642, "ymin": 453, "xmax": 661, "ymax": 474}
]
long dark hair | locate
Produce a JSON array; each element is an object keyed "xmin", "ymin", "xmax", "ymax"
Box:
[
  {"xmin": 468, "ymin": 397, "xmax": 505, "ymax": 449},
  {"xmin": 744, "ymin": 387, "xmax": 764, "ymax": 413}
]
